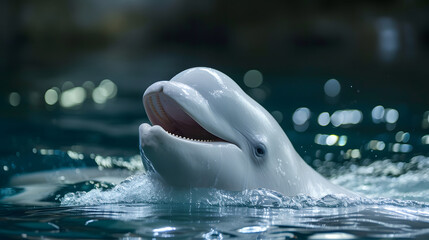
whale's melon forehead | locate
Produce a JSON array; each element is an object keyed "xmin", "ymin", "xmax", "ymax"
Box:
[
  {"xmin": 171, "ymin": 67, "xmax": 242, "ymax": 95},
  {"xmin": 169, "ymin": 67, "xmax": 276, "ymax": 134}
]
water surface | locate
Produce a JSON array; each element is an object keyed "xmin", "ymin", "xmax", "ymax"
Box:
[{"xmin": 1, "ymin": 75, "xmax": 429, "ymax": 239}]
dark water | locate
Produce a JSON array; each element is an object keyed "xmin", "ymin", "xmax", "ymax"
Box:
[
  {"xmin": 2, "ymin": 202, "xmax": 429, "ymax": 239},
  {"xmin": 1, "ymin": 74, "xmax": 429, "ymax": 239}
]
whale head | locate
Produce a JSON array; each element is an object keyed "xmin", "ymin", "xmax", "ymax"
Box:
[{"xmin": 140, "ymin": 67, "xmax": 354, "ymax": 197}]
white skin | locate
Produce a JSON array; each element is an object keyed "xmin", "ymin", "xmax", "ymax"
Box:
[{"xmin": 139, "ymin": 67, "xmax": 357, "ymax": 198}]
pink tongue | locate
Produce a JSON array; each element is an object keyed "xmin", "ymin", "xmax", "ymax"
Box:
[{"xmin": 145, "ymin": 92, "xmax": 220, "ymax": 141}]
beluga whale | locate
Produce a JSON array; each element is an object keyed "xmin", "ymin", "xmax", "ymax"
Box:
[{"xmin": 139, "ymin": 67, "xmax": 356, "ymax": 198}]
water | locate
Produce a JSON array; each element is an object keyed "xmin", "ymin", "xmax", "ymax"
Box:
[
  {"xmin": 1, "ymin": 74, "xmax": 429, "ymax": 239},
  {"xmin": 1, "ymin": 168, "xmax": 429, "ymax": 239}
]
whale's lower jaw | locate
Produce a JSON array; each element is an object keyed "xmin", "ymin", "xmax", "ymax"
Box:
[{"xmin": 139, "ymin": 121, "xmax": 246, "ymax": 189}]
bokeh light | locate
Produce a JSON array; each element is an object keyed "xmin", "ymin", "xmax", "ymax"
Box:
[
  {"xmin": 367, "ymin": 140, "xmax": 386, "ymax": 151},
  {"xmin": 92, "ymin": 79, "xmax": 118, "ymax": 104},
  {"xmin": 248, "ymin": 88, "xmax": 267, "ymax": 102},
  {"xmin": 385, "ymin": 108, "xmax": 399, "ymax": 124},
  {"xmin": 44, "ymin": 88, "xmax": 59, "ymax": 105},
  {"xmin": 8, "ymin": 92, "xmax": 20, "ymax": 107},
  {"xmin": 423, "ymin": 111, "xmax": 429, "ymax": 129},
  {"xmin": 60, "ymin": 87, "xmax": 86, "ymax": 108},
  {"xmin": 314, "ymin": 134, "xmax": 347, "ymax": 146},
  {"xmin": 330, "ymin": 109, "xmax": 362, "ymax": 127},
  {"xmin": 243, "ymin": 70, "xmax": 263, "ymax": 88},
  {"xmin": 395, "ymin": 131, "xmax": 410, "ymax": 143},
  {"xmin": 317, "ymin": 112, "xmax": 330, "ymax": 126},
  {"xmin": 422, "ymin": 135, "xmax": 429, "ymax": 145},
  {"xmin": 82, "ymin": 81, "xmax": 95, "ymax": 91},
  {"xmin": 376, "ymin": 17, "xmax": 399, "ymax": 62},
  {"xmin": 62, "ymin": 81, "xmax": 74, "ymax": 91},
  {"xmin": 371, "ymin": 105, "xmax": 385, "ymax": 123},
  {"xmin": 343, "ymin": 149, "xmax": 361, "ymax": 159},
  {"xmin": 324, "ymin": 79, "xmax": 341, "ymax": 97},
  {"xmin": 391, "ymin": 143, "xmax": 413, "ymax": 153},
  {"xmin": 371, "ymin": 105, "xmax": 399, "ymax": 125},
  {"xmin": 326, "ymin": 135, "xmax": 339, "ymax": 146},
  {"xmin": 271, "ymin": 110, "xmax": 283, "ymax": 123},
  {"xmin": 292, "ymin": 107, "xmax": 311, "ymax": 125}
]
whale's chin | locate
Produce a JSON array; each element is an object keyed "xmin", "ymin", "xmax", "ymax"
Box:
[{"xmin": 143, "ymin": 89, "xmax": 228, "ymax": 144}]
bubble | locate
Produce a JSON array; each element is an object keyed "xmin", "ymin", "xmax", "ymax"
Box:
[
  {"xmin": 324, "ymin": 79, "xmax": 341, "ymax": 97},
  {"xmin": 243, "ymin": 70, "xmax": 263, "ymax": 88}
]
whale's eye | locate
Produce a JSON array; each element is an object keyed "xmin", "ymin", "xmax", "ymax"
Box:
[{"xmin": 254, "ymin": 144, "xmax": 266, "ymax": 158}]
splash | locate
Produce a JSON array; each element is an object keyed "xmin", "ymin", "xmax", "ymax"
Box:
[
  {"xmin": 331, "ymin": 155, "xmax": 429, "ymax": 202},
  {"xmin": 60, "ymin": 171, "xmax": 429, "ymax": 209}
]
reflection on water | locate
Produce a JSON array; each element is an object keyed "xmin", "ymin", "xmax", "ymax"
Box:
[{"xmin": 1, "ymin": 196, "xmax": 429, "ymax": 239}]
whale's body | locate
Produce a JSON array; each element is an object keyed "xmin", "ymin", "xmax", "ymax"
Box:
[{"xmin": 139, "ymin": 67, "xmax": 356, "ymax": 197}]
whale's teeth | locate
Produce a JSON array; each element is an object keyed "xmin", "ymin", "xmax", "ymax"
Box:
[{"xmin": 165, "ymin": 131, "xmax": 214, "ymax": 143}]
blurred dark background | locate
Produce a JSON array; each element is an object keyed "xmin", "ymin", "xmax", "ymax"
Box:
[
  {"xmin": 1, "ymin": 0, "xmax": 429, "ymax": 180},
  {"xmin": 2, "ymin": 0, "xmax": 429, "ymax": 102}
]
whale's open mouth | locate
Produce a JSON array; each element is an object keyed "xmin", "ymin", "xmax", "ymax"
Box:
[{"xmin": 144, "ymin": 91, "xmax": 226, "ymax": 143}]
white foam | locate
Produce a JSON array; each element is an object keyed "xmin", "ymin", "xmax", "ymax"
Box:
[
  {"xmin": 61, "ymin": 170, "xmax": 429, "ymax": 208},
  {"xmin": 331, "ymin": 155, "xmax": 429, "ymax": 202}
]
